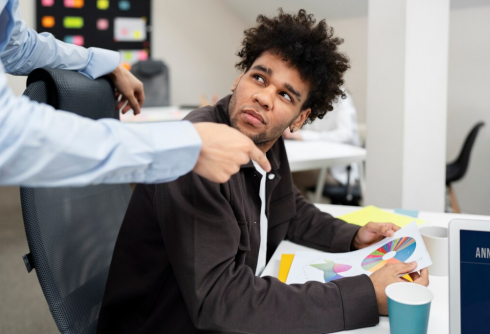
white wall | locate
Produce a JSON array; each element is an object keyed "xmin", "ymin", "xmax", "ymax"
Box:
[
  {"xmin": 447, "ymin": 5, "xmax": 490, "ymax": 214},
  {"xmin": 152, "ymin": 0, "xmax": 246, "ymax": 106},
  {"xmin": 326, "ymin": 16, "xmax": 368, "ymax": 123}
]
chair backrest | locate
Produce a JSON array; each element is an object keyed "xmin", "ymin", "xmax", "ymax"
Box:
[
  {"xmin": 450, "ymin": 122, "xmax": 485, "ymax": 181},
  {"xmin": 131, "ymin": 60, "xmax": 170, "ymax": 107},
  {"xmin": 20, "ymin": 68, "xmax": 132, "ymax": 334}
]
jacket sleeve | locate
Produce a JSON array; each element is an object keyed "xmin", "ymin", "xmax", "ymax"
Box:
[
  {"xmin": 286, "ymin": 186, "xmax": 361, "ymax": 253},
  {"xmin": 155, "ymin": 172, "xmax": 379, "ymax": 333}
]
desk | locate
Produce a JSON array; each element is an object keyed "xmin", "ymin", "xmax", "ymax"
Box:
[
  {"xmin": 262, "ymin": 204, "xmax": 490, "ymax": 333},
  {"xmin": 284, "ymin": 140, "xmax": 367, "ymax": 203},
  {"xmin": 120, "ymin": 106, "xmax": 192, "ymax": 123}
]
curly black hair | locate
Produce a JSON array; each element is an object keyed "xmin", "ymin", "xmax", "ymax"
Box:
[{"xmin": 236, "ymin": 9, "xmax": 350, "ymax": 123}]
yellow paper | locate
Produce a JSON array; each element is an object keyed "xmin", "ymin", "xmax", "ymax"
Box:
[
  {"xmin": 278, "ymin": 254, "xmax": 295, "ymax": 283},
  {"xmin": 338, "ymin": 206, "xmax": 425, "ymax": 228}
]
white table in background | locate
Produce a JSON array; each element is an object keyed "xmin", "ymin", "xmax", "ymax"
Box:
[
  {"xmin": 284, "ymin": 140, "xmax": 367, "ymax": 203},
  {"xmin": 120, "ymin": 106, "xmax": 192, "ymax": 123},
  {"xmin": 262, "ymin": 204, "xmax": 490, "ymax": 334}
]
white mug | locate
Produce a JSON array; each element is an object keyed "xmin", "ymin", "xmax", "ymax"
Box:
[{"xmin": 419, "ymin": 226, "xmax": 448, "ymax": 276}]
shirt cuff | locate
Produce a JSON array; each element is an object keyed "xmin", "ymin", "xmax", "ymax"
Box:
[
  {"xmin": 80, "ymin": 47, "xmax": 120, "ymax": 79},
  {"xmin": 332, "ymin": 275, "xmax": 379, "ymax": 330}
]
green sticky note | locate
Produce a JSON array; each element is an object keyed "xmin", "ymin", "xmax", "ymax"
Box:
[{"xmin": 64, "ymin": 17, "xmax": 84, "ymax": 29}]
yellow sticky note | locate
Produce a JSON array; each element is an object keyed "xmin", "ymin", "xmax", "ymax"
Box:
[
  {"xmin": 338, "ymin": 206, "xmax": 425, "ymax": 228},
  {"xmin": 278, "ymin": 254, "xmax": 295, "ymax": 283},
  {"xmin": 97, "ymin": 0, "xmax": 109, "ymax": 10}
]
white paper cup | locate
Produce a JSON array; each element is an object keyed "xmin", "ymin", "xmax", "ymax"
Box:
[{"xmin": 419, "ymin": 226, "xmax": 448, "ymax": 276}]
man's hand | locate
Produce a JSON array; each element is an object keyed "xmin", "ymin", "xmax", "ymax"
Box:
[
  {"xmin": 109, "ymin": 64, "xmax": 145, "ymax": 115},
  {"xmin": 369, "ymin": 262, "xmax": 429, "ymax": 315},
  {"xmin": 352, "ymin": 222, "xmax": 400, "ymax": 249},
  {"xmin": 282, "ymin": 128, "xmax": 303, "ymax": 140},
  {"xmin": 192, "ymin": 123, "xmax": 271, "ymax": 183}
]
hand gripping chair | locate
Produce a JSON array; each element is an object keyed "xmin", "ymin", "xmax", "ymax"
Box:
[{"xmin": 20, "ymin": 68, "xmax": 132, "ymax": 334}]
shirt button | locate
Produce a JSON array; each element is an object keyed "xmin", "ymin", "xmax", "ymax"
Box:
[
  {"xmin": 254, "ymin": 221, "xmax": 257, "ymax": 225},
  {"xmin": 268, "ymin": 174, "xmax": 275, "ymax": 180}
]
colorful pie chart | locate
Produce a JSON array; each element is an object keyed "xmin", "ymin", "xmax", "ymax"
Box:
[
  {"xmin": 361, "ymin": 237, "xmax": 416, "ymax": 272},
  {"xmin": 311, "ymin": 260, "xmax": 352, "ymax": 282}
]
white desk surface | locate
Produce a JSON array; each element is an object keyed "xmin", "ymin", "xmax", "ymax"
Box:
[
  {"xmin": 120, "ymin": 106, "xmax": 192, "ymax": 123},
  {"xmin": 284, "ymin": 140, "xmax": 366, "ymax": 173},
  {"xmin": 262, "ymin": 204, "xmax": 490, "ymax": 334}
]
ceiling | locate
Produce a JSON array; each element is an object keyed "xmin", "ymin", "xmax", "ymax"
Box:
[{"xmin": 220, "ymin": 0, "xmax": 490, "ymax": 26}]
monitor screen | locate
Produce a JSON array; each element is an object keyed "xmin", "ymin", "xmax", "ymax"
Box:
[{"xmin": 460, "ymin": 230, "xmax": 490, "ymax": 333}]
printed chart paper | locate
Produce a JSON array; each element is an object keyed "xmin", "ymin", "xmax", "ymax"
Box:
[{"xmin": 285, "ymin": 222, "xmax": 432, "ymax": 284}]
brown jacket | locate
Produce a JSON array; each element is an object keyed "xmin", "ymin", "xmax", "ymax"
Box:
[{"xmin": 98, "ymin": 95, "xmax": 379, "ymax": 334}]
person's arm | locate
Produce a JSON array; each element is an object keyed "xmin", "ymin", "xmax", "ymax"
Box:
[
  {"xmin": 286, "ymin": 186, "xmax": 362, "ymax": 252},
  {"xmin": 1, "ymin": 0, "xmax": 144, "ymax": 113},
  {"xmin": 156, "ymin": 172, "xmax": 378, "ymax": 333},
  {"xmin": 1, "ymin": 1, "xmax": 118, "ymax": 78},
  {"xmin": 0, "ymin": 65, "xmax": 200, "ymax": 186}
]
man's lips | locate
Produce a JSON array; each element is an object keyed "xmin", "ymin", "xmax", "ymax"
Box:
[{"xmin": 242, "ymin": 109, "xmax": 266, "ymax": 124}]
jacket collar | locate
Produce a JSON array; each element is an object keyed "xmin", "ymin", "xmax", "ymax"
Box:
[{"xmin": 214, "ymin": 95, "xmax": 281, "ymax": 172}]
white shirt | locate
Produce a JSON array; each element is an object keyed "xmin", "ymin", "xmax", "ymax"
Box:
[
  {"xmin": 0, "ymin": 0, "xmax": 202, "ymax": 186},
  {"xmin": 252, "ymin": 160, "xmax": 268, "ymax": 276},
  {"xmin": 301, "ymin": 91, "xmax": 360, "ymax": 185}
]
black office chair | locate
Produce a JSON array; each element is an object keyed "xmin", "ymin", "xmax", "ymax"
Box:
[
  {"xmin": 322, "ymin": 165, "xmax": 362, "ymax": 206},
  {"xmin": 131, "ymin": 59, "xmax": 170, "ymax": 107},
  {"xmin": 445, "ymin": 122, "xmax": 485, "ymax": 213},
  {"xmin": 20, "ymin": 68, "xmax": 132, "ymax": 334}
]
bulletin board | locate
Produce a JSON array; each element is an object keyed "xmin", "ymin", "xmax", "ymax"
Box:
[{"xmin": 36, "ymin": 0, "xmax": 152, "ymax": 69}]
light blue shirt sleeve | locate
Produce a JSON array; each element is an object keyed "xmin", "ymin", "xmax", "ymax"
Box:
[
  {"xmin": 0, "ymin": 0, "xmax": 119, "ymax": 79},
  {"xmin": 0, "ymin": 62, "xmax": 202, "ymax": 186}
]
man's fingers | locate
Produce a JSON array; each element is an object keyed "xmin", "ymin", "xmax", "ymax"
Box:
[
  {"xmin": 127, "ymin": 95, "xmax": 141, "ymax": 115},
  {"xmin": 136, "ymin": 88, "xmax": 145, "ymax": 108},
  {"xmin": 408, "ymin": 271, "xmax": 421, "ymax": 281},
  {"xmin": 390, "ymin": 261, "xmax": 417, "ymax": 275},
  {"xmin": 248, "ymin": 144, "xmax": 271, "ymax": 172},
  {"xmin": 369, "ymin": 222, "xmax": 398, "ymax": 237},
  {"xmin": 414, "ymin": 268, "xmax": 429, "ymax": 286}
]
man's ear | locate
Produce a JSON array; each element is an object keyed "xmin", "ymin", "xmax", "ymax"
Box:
[
  {"xmin": 291, "ymin": 108, "xmax": 311, "ymax": 130},
  {"xmin": 231, "ymin": 72, "xmax": 245, "ymax": 92}
]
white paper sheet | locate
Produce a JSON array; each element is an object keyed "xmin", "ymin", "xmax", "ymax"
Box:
[{"xmin": 285, "ymin": 222, "xmax": 432, "ymax": 284}]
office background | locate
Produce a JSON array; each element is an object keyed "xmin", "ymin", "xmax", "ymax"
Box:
[{"xmin": 1, "ymin": 0, "xmax": 490, "ymax": 332}]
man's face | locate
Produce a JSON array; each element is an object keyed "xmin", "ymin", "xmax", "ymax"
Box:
[{"xmin": 229, "ymin": 52, "xmax": 311, "ymax": 152}]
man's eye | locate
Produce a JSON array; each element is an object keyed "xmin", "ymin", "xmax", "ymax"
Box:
[
  {"xmin": 281, "ymin": 92, "xmax": 292, "ymax": 102},
  {"xmin": 254, "ymin": 75, "xmax": 265, "ymax": 83}
]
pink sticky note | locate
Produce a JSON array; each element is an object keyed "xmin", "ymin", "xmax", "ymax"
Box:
[
  {"xmin": 42, "ymin": 0, "xmax": 55, "ymax": 6},
  {"xmin": 138, "ymin": 50, "xmax": 149, "ymax": 61},
  {"xmin": 97, "ymin": 18, "xmax": 109, "ymax": 30},
  {"xmin": 73, "ymin": 36, "xmax": 84, "ymax": 46},
  {"xmin": 64, "ymin": 0, "xmax": 75, "ymax": 7}
]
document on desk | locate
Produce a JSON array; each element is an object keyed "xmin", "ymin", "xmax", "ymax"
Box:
[{"xmin": 285, "ymin": 222, "xmax": 432, "ymax": 284}]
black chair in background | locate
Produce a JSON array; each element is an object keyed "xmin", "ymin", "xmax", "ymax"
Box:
[
  {"xmin": 322, "ymin": 165, "xmax": 362, "ymax": 206},
  {"xmin": 131, "ymin": 60, "xmax": 170, "ymax": 107},
  {"xmin": 446, "ymin": 122, "xmax": 485, "ymax": 213},
  {"xmin": 20, "ymin": 68, "xmax": 132, "ymax": 334}
]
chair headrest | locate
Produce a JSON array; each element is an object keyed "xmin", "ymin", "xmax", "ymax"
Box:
[{"xmin": 26, "ymin": 68, "xmax": 116, "ymax": 120}]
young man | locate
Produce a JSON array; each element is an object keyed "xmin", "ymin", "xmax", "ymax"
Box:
[{"xmin": 98, "ymin": 9, "xmax": 428, "ymax": 334}]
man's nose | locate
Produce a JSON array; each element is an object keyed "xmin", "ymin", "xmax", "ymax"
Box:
[{"xmin": 253, "ymin": 86, "xmax": 275, "ymax": 111}]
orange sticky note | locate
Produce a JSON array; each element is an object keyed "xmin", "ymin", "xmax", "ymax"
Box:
[
  {"xmin": 42, "ymin": 16, "xmax": 55, "ymax": 28},
  {"xmin": 278, "ymin": 254, "xmax": 295, "ymax": 283}
]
